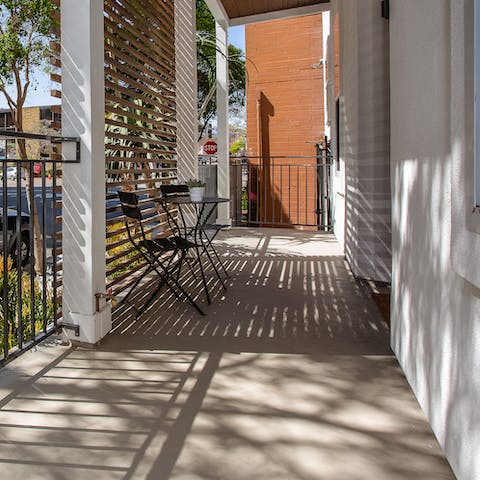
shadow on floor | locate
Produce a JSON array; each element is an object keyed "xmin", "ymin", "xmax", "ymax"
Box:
[
  {"xmin": 110, "ymin": 232, "xmax": 390, "ymax": 356},
  {"xmin": 0, "ymin": 229, "xmax": 454, "ymax": 479}
]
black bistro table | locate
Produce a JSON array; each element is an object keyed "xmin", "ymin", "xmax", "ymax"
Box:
[{"xmin": 158, "ymin": 195, "xmax": 229, "ymax": 304}]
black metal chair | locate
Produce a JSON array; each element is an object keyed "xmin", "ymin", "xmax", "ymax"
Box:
[
  {"xmin": 118, "ymin": 190, "xmax": 204, "ymax": 316},
  {"xmin": 157, "ymin": 184, "xmax": 192, "ymax": 241},
  {"xmin": 159, "ymin": 184, "xmax": 229, "ymax": 297},
  {"xmin": 157, "ymin": 184, "xmax": 213, "ymax": 301}
]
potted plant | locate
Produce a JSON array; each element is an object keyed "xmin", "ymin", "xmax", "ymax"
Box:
[{"xmin": 186, "ymin": 178, "xmax": 206, "ymax": 202}]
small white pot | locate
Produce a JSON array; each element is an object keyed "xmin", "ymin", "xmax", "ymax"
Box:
[{"xmin": 189, "ymin": 186, "xmax": 205, "ymax": 202}]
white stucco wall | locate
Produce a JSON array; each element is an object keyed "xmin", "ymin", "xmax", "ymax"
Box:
[
  {"xmin": 327, "ymin": 0, "xmax": 346, "ymax": 249},
  {"xmin": 390, "ymin": 1, "xmax": 480, "ymax": 478},
  {"xmin": 335, "ymin": 0, "xmax": 391, "ymax": 283}
]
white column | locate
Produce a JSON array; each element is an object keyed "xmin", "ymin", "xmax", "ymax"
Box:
[
  {"xmin": 61, "ymin": 0, "xmax": 110, "ymax": 345},
  {"xmin": 175, "ymin": 0, "xmax": 198, "ymax": 182},
  {"xmin": 216, "ymin": 20, "xmax": 231, "ymax": 224}
]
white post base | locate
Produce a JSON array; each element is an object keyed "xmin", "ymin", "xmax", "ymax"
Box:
[{"xmin": 69, "ymin": 305, "xmax": 112, "ymax": 346}]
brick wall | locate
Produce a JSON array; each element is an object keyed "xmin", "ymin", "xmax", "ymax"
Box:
[
  {"xmin": 246, "ymin": 15, "xmax": 326, "ymax": 227},
  {"xmin": 22, "ymin": 107, "xmax": 40, "ymax": 132}
]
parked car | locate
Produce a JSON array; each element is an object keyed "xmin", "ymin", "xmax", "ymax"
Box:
[
  {"xmin": 33, "ymin": 162, "xmax": 42, "ymax": 175},
  {"xmin": 0, "ymin": 166, "xmax": 27, "ymax": 181},
  {"xmin": 0, "ymin": 209, "xmax": 30, "ymax": 268}
]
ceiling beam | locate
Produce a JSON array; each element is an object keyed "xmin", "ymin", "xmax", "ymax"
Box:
[
  {"xmin": 204, "ymin": 0, "xmax": 230, "ymax": 28},
  {"xmin": 229, "ymin": 2, "xmax": 331, "ymax": 27}
]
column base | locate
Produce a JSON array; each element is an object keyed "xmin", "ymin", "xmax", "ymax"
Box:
[{"xmin": 67, "ymin": 305, "xmax": 112, "ymax": 346}]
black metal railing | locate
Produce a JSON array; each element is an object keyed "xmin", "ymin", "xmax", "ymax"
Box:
[
  {"xmin": 228, "ymin": 155, "xmax": 333, "ymax": 229},
  {"xmin": 0, "ymin": 130, "xmax": 80, "ymax": 366},
  {"xmin": 198, "ymin": 154, "xmax": 333, "ymax": 229}
]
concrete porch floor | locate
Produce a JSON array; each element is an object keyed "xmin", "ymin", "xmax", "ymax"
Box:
[{"xmin": 0, "ymin": 228, "xmax": 454, "ymax": 479}]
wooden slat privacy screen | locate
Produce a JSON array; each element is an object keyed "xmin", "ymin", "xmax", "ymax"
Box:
[{"xmin": 104, "ymin": 0, "xmax": 177, "ymax": 293}]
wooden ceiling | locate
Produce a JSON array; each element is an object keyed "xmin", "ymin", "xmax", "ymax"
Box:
[
  {"xmin": 220, "ymin": 0, "xmax": 330, "ymax": 21},
  {"xmin": 221, "ymin": 0, "xmax": 329, "ymax": 19}
]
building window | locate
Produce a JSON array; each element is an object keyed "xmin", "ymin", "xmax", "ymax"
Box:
[
  {"xmin": 40, "ymin": 108, "xmax": 52, "ymax": 121},
  {"xmin": 476, "ymin": 0, "xmax": 480, "ymax": 206}
]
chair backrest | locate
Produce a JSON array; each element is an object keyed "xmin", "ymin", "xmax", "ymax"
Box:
[
  {"xmin": 160, "ymin": 184, "xmax": 189, "ymax": 198},
  {"xmin": 118, "ymin": 190, "xmax": 139, "ymax": 206},
  {"xmin": 118, "ymin": 191, "xmax": 148, "ymax": 245},
  {"xmin": 118, "ymin": 191, "xmax": 142, "ymax": 221},
  {"xmin": 158, "ymin": 184, "xmax": 190, "ymax": 236}
]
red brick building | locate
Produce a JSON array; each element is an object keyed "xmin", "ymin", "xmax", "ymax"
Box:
[{"xmin": 245, "ymin": 14, "xmax": 326, "ymax": 226}]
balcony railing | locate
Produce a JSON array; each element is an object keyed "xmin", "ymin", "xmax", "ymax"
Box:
[
  {"xmin": 0, "ymin": 130, "xmax": 80, "ymax": 366},
  {"xmin": 199, "ymin": 154, "xmax": 333, "ymax": 230}
]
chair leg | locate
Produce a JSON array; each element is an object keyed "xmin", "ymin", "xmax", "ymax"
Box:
[
  {"xmin": 209, "ymin": 241, "xmax": 229, "ymax": 278},
  {"xmin": 194, "ymin": 242, "xmax": 211, "ymax": 304},
  {"xmin": 199, "ymin": 235, "xmax": 227, "ymax": 290},
  {"xmin": 184, "ymin": 253, "xmax": 197, "ymax": 277},
  {"xmin": 151, "ymin": 251, "xmax": 206, "ymax": 316},
  {"xmin": 202, "ymin": 230, "xmax": 230, "ymax": 278},
  {"xmin": 164, "ymin": 274, "xmax": 205, "ymax": 316},
  {"xmin": 135, "ymin": 278, "xmax": 166, "ymax": 317},
  {"xmin": 205, "ymin": 243, "xmax": 227, "ymax": 290},
  {"xmin": 121, "ymin": 263, "xmax": 154, "ymax": 306}
]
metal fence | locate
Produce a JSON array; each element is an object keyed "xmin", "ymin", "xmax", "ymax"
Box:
[
  {"xmin": 0, "ymin": 130, "xmax": 80, "ymax": 366},
  {"xmin": 228, "ymin": 155, "xmax": 333, "ymax": 229},
  {"xmin": 198, "ymin": 155, "xmax": 333, "ymax": 229}
]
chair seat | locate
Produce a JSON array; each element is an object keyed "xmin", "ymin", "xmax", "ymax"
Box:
[
  {"xmin": 172, "ymin": 235, "xmax": 197, "ymax": 249},
  {"xmin": 140, "ymin": 238, "xmax": 177, "ymax": 253}
]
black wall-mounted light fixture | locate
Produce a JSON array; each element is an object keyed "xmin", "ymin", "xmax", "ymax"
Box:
[{"xmin": 381, "ymin": 0, "xmax": 390, "ymax": 19}]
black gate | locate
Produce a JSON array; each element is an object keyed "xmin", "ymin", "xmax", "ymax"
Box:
[
  {"xmin": 230, "ymin": 153, "xmax": 333, "ymax": 230},
  {"xmin": 0, "ymin": 130, "xmax": 80, "ymax": 366}
]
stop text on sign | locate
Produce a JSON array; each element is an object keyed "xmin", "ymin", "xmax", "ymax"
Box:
[{"xmin": 203, "ymin": 140, "xmax": 217, "ymax": 155}]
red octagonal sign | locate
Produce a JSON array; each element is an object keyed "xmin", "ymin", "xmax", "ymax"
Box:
[{"xmin": 203, "ymin": 140, "xmax": 218, "ymax": 155}]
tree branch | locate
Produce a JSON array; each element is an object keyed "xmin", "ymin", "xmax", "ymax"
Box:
[
  {"xmin": 198, "ymin": 83, "xmax": 216, "ymax": 122},
  {"xmin": 13, "ymin": 64, "xmax": 24, "ymax": 109},
  {"xmin": 0, "ymin": 85, "xmax": 17, "ymax": 112},
  {"xmin": 21, "ymin": 57, "xmax": 31, "ymax": 105}
]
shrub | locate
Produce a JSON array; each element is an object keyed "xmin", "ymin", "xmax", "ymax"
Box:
[{"xmin": 0, "ymin": 256, "xmax": 54, "ymax": 353}]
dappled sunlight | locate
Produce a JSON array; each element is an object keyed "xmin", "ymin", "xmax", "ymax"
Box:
[
  {"xmin": 391, "ymin": 144, "xmax": 472, "ymax": 465},
  {"xmin": 169, "ymin": 353, "xmax": 453, "ymax": 480},
  {"xmin": 110, "ymin": 228, "xmax": 389, "ymax": 354},
  {"xmin": 0, "ymin": 229, "xmax": 453, "ymax": 479}
]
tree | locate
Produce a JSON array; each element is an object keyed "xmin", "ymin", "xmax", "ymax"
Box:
[
  {"xmin": 196, "ymin": 0, "xmax": 245, "ymax": 141},
  {"xmin": 0, "ymin": 0, "xmax": 57, "ymax": 155},
  {"xmin": 0, "ymin": 0, "xmax": 58, "ymax": 273}
]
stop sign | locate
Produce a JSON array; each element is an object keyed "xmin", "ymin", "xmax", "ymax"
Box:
[{"xmin": 203, "ymin": 140, "xmax": 218, "ymax": 155}]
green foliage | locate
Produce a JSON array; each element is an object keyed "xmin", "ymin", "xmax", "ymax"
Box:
[
  {"xmin": 0, "ymin": 256, "xmax": 54, "ymax": 353},
  {"xmin": 186, "ymin": 178, "xmax": 206, "ymax": 187},
  {"xmin": 105, "ymin": 96, "xmax": 174, "ymax": 187},
  {"xmin": 106, "ymin": 222, "xmax": 143, "ymax": 281},
  {"xmin": 229, "ymin": 139, "xmax": 245, "ymax": 155},
  {"xmin": 241, "ymin": 189, "xmax": 248, "ymax": 212},
  {"xmin": 196, "ymin": 0, "xmax": 245, "ymax": 139},
  {"xmin": 196, "ymin": 0, "xmax": 215, "ymax": 33},
  {"xmin": 0, "ymin": 0, "xmax": 57, "ymax": 92}
]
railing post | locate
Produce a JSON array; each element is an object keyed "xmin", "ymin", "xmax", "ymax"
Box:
[{"xmin": 61, "ymin": 0, "xmax": 110, "ymax": 345}]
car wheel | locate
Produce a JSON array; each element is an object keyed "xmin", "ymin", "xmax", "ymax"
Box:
[{"xmin": 11, "ymin": 232, "xmax": 30, "ymax": 268}]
